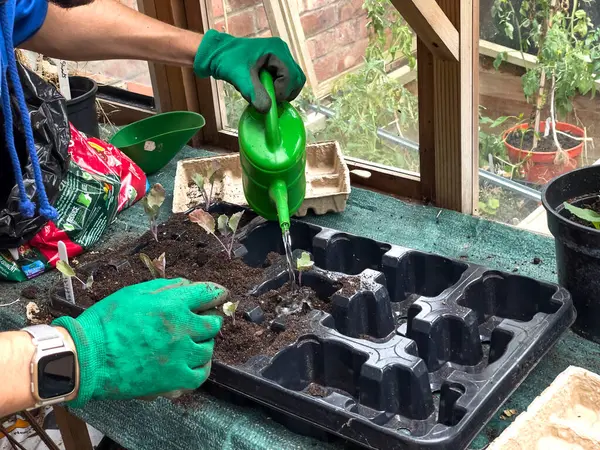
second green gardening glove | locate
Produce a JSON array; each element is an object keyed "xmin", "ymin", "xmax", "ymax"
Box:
[
  {"xmin": 194, "ymin": 29, "xmax": 306, "ymax": 113},
  {"xmin": 52, "ymin": 278, "xmax": 228, "ymax": 408}
]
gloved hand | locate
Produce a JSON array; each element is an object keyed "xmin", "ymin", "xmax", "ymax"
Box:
[
  {"xmin": 194, "ymin": 29, "xmax": 306, "ymax": 113},
  {"xmin": 52, "ymin": 278, "xmax": 227, "ymax": 408}
]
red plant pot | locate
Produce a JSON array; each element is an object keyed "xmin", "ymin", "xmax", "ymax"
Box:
[{"xmin": 503, "ymin": 121, "xmax": 584, "ymax": 184}]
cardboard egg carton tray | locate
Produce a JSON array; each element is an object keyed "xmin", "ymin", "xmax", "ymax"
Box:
[
  {"xmin": 490, "ymin": 366, "xmax": 600, "ymax": 450},
  {"xmin": 172, "ymin": 141, "xmax": 351, "ymax": 216}
]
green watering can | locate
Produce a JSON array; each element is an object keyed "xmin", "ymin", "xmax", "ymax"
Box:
[
  {"xmin": 110, "ymin": 111, "xmax": 205, "ymax": 175},
  {"xmin": 238, "ymin": 72, "xmax": 306, "ymax": 231}
]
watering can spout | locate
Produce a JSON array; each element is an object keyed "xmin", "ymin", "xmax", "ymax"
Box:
[{"xmin": 269, "ymin": 180, "xmax": 290, "ymax": 232}]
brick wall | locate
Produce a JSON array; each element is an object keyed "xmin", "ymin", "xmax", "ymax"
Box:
[
  {"xmin": 300, "ymin": 0, "xmax": 368, "ymax": 82},
  {"xmin": 211, "ymin": 0, "xmax": 272, "ymax": 38},
  {"xmin": 211, "ymin": 0, "xmax": 370, "ymax": 83},
  {"xmin": 72, "ymin": 0, "xmax": 371, "ymax": 97}
]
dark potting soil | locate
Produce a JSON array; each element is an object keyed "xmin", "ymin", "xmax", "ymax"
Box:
[
  {"xmin": 63, "ymin": 213, "xmax": 340, "ymax": 366},
  {"xmin": 306, "ymin": 383, "xmax": 328, "ymax": 397},
  {"xmin": 358, "ymin": 333, "xmax": 390, "ymax": 343},
  {"xmin": 21, "ymin": 285, "xmax": 39, "ymax": 300},
  {"xmin": 565, "ymin": 197, "xmax": 600, "ymax": 229},
  {"xmin": 214, "ymin": 284, "xmax": 331, "ymax": 365},
  {"xmin": 70, "ymin": 213, "xmax": 263, "ymax": 307},
  {"xmin": 506, "ymin": 129, "xmax": 580, "ymax": 152},
  {"xmin": 338, "ymin": 277, "xmax": 360, "ymax": 297}
]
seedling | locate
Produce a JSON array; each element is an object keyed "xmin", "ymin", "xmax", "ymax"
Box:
[
  {"xmin": 189, "ymin": 209, "xmax": 244, "ymax": 259},
  {"xmin": 296, "ymin": 252, "xmax": 314, "ymax": 286},
  {"xmin": 143, "ymin": 184, "xmax": 166, "ymax": 242},
  {"xmin": 564, "ymin": 202, "xmax": 600, "ymax": 229},
  {"xmin": 56, "ymin": 260, "xmax": 94, "ymax": 290},
  {"xmin": 191, "ymin": 161, "xmax": 222, "ymax": 211},
  {"xmin": 139, "ymin": 252, "xmax": 166, "ymax": 278},
  {"xmin": 222, "ymin": 301, "xmax": 240, "ymax": 325}
]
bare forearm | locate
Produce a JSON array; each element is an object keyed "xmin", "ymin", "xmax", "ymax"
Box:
[
  {"xmin": 0, "ymin": 328, "xmax": 78, "ymax": 416},
  {"xmin": 20, "ymin": 0, "xmax": 202, "ymax": 67}
]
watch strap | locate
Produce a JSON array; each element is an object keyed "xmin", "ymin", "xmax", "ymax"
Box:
[{"xmin": 22, "ymin": 325, "xmax": 66, "ymax": 352}]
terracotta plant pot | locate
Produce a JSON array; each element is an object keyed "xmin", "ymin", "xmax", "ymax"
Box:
[{"xmin": 503, "ymin": 121, "xmax": 584, "ymax": 184}]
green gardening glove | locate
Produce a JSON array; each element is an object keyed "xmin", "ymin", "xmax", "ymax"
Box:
[
  {"xmin": 194, "ymin": 29, "xmax": 306, "ymax": 113},
  {"xmin": 52, "ymin": 278, "xmax": 227, "ymax": 408}
]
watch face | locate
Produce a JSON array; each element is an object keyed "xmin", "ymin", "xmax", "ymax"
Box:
[{"xmin": 37, "ymin": 351, "xmax": 76, "ymax": 399}]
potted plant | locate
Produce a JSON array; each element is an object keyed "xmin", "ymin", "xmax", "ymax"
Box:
[
  {"xmin": 493, "ymin": 0, "xmax": 599, "ymax": 184},
  {"xmin": 542, "ymin": 164, "xmax": 600, "ymax": 342}
]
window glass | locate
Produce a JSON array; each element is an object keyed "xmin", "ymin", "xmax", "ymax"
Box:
[
  {"xmin": 211, "ymin": 0, "xmax": 274, "ymax": 128},
  {"xmin": 478, "ymin": 0, "xmax": 600, "ymax": 225},
  {"xmin": 217, "ymin": 0, "xmax": 420, "ymax": 173}
]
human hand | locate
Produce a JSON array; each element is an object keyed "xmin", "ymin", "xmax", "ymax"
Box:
[
  {"xmin": 52, "ymin": 278, "xmax": 227, "ymax": 407},
  {"xmin": 194, "ymin": 29, "xmax": 306, "ymax": 113}
]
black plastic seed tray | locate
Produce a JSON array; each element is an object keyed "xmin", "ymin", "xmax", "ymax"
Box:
[{"xmin": 50, "ymin": 205, "xmax": 575, "ymax": 450}]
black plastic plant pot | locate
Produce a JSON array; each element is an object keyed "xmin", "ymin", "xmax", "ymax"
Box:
[
  {"xmin": 66, "ymin": 76, "xmax": 99, "ymax": 138},
  {"xmin": 542, "ymin": 165, "xmax": 600, "ymax": 342}
]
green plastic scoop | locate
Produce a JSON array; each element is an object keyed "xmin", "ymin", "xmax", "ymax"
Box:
[
  {"xmin": 110, "ymin": 111, "xmax": 205, "ymax": 175},
  {"xmin": 238, "ymin": 72, "xmax": 306, "ymax": 231}
]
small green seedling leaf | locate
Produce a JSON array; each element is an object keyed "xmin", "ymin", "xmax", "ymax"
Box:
[
  {"xmin": 207, "ymin": 161, "xmax": 222, "ymax": 183},
  {"xmin": 189, "ymin": 209, "xmax": 216, "ymax": 234},
  {"xmin": 223, "ymin": 301, "xmax": 239, "ymax": 317},
  {"xmin": 190, "ymin": 209, "xmax": 232, "ymax": 257},
  {"xmin": 56, "ymin": 260, "xmax": 76, "ymax": 278},
  {"xmin": 143, "ymin": 184, "xmax": 166, "ymax": 241},
  {"xmin": 154, "ymin": 252, "xmax": 166, "ymax": 278},
  {"xmin": 564, "ymin": 202, "xmax": 600, "ymax": 229},
  {"xmin": 217, "ymin": 215, "xmax": 230, "ymax": 236},
  {"xmin": 145, "ymin": 184, "xmax": 166, "ymax": 211},
  {"xmin": 228, "ymin": 211, "xmax": 244, "ymax": 234},
  {"xmin": 140, "ymin": 253, "xmax": 159, "ymax": 278},
  {"xmin": 56, "ymin": 260, "xmax": 88, "ymax": 290},
  {"xmin": 191, "ymin": 173, "xmax": 204, "ymax": 189},
  {"xmin": 296, "ymin": 252, "xmax": 314, "ymax": 272},
  {"xmin": 222, "ymin": 300, "xmax": 239, "ymax": 324}
]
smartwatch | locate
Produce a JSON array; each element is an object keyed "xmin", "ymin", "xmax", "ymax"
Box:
[{"xmin": 22, "ymin": 325, "xmax": 78, "ymax": 408}]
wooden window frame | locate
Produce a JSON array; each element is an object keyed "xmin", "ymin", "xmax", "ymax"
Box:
[{"xmin": 133, "ymin": 0, "xmax": 480, "ymax": 214}]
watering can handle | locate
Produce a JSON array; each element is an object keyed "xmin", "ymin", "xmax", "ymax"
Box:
[{"xmin": 259, "ymin": 71, "xmax": 281, "ymax": 150}]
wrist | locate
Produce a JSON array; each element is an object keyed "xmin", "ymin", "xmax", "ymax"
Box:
[
  {"xmin": 194, "ymin": 29, "xmax": 229, "ymax": 78},
  {"xmin": 52, "ymin": 314, "xmax": 104, "ymax": 408},
  {"xmin": 11, "ymin": 331, "xmax": 38, "ymax": 410}
]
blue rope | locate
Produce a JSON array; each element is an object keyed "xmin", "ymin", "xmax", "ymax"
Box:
[
  {"xmin": 1, "ymin": 1, "xmax": 58, "ymax": 220},
  {"xmin": 1, "ymin": 71, "xmax": 35, "ymax": 217}
]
